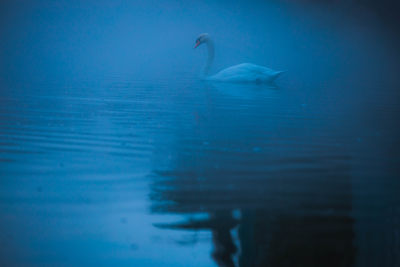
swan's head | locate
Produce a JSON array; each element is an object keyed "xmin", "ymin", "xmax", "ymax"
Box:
[{"xmin": 194, "ymin": 33, "xmax": 210, "ymax": 48}]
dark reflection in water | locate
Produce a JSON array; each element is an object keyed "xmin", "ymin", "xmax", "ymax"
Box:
[{"xmin": 151, "ymin": 82, "xmax": 357, "ymax": 266}]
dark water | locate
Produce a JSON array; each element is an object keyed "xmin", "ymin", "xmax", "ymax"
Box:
[{"xmin": 1, "ymin": 1, "xmax": 400, "ymax": 267}]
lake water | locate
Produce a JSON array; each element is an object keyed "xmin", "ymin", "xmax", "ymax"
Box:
[{"xmin": 0, "ymin": 1, "xmax": 400, "ymax": 267}]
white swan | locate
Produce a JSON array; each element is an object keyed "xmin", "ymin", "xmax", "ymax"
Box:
[{"xmin": 194, "ymin": 33, "xmax": 283, "ymax": 83}]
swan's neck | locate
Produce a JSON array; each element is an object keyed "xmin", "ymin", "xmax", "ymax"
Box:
[{"xmin": 204, "ymin": 39, "xmax": 214, "ymax": 76}]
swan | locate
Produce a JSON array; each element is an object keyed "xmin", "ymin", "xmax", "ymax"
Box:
[{"xmin": 194, "ymin": 33, "xmax": 283, "ymax": 83}]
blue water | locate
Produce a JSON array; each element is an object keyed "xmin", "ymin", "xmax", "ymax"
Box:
[{"xmin": 1, "ymin": 1, "xmax": 399, "ymax": 266}]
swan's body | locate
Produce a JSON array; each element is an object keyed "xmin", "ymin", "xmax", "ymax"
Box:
[
  {"xmin": 194, "ymin": 33, "xmax": 283, "ymax": 83},
  {"xmin": 206, "ymin": 63, "xmax": 283, "ymax": 83}
]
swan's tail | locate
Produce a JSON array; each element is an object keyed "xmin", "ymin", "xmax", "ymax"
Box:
[{"xmin": 271, "ymin": 70, "xmax": 286, "ymax": 81}]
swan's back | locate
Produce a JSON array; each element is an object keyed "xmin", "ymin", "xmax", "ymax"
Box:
[{"xmin": 206, "ymin": 63, "xmax": 283, "ymax": 83}]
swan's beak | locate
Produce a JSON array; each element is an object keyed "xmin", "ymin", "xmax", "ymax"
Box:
[{"xmin": 194, "ymin": 41, "xmax": 200, "ymax": 48}]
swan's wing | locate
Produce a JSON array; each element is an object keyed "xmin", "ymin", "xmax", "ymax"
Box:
[{"xmin": 207, "ymin": 63, "xmax": 282, "ymax": 83}]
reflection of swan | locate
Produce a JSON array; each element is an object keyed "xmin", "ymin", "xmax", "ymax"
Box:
[
  {"xmin": 208, "ymin": 81, "xmax": 279, "ymax": 100},
  {"xmin": 194, "ymin": 33, "xmax": 284, "ymax": 83}
]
